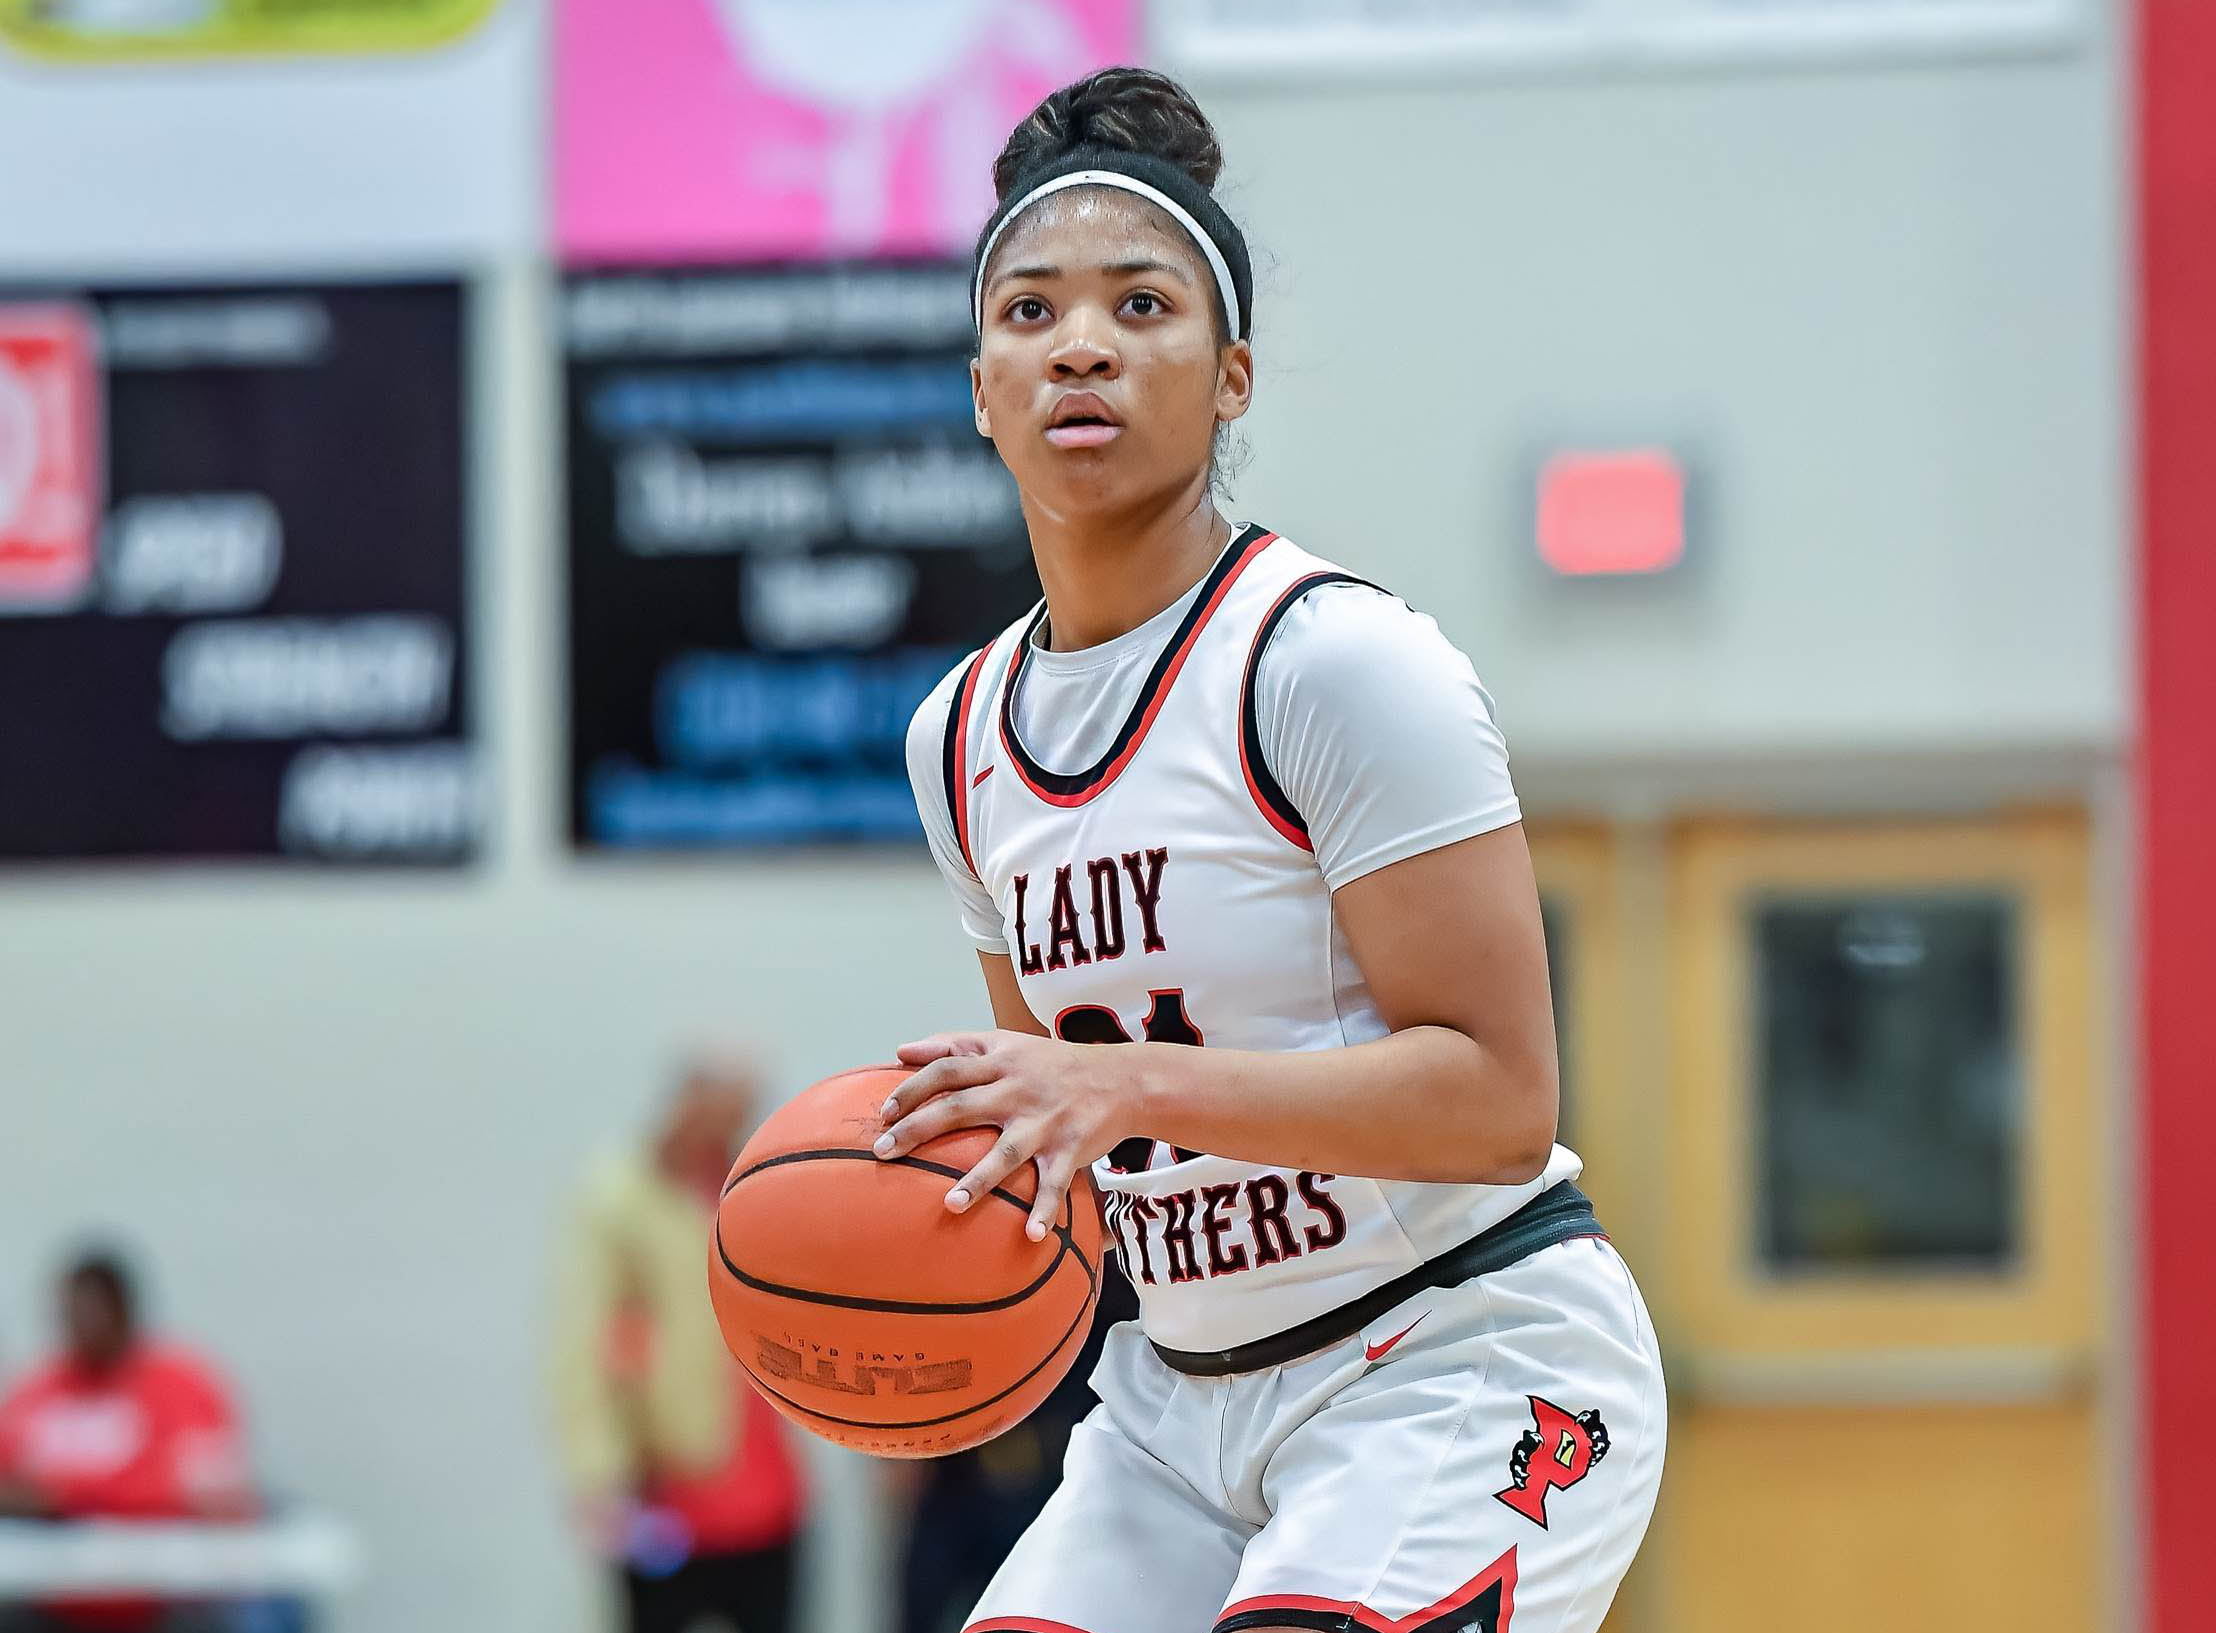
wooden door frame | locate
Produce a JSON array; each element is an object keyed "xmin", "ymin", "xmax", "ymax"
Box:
[{"xmin": 1666, "ymin": 810, "xmax": 2098, "ymax": 1382}]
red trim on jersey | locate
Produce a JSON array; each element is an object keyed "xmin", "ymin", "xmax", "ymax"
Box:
[
  {"xmin": 1000, "ymin": 529, "xmax": 1277, "ymax": 809},
  {"xmin": 950, "ymin": 645, "xmax": 992, "ymax": 874},
  {"xmin": 2141, "ymin": 3, "xmax": 2216, "ymax": 1627},
  {"xmin": 1215, "ymin": 1547, "xmax": 1516, "ymax": 1633},
  {"xmin": 966, "ymin": 1621, "xmax": 1102, "ymax": 1633}
]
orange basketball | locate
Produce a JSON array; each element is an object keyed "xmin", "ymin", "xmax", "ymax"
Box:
[{"xmin": 708, "ymin": 1064, "xmax": 1104, "ymax": 1459}]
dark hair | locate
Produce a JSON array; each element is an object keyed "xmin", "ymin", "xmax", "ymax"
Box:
[
  {"xmin": 64, "ymin": 1249, "xmax": 136, "ymax": 1323},
  {"xmin": 976, "ymin": 67, "xmax": 1251, "ymax": 346},
  {"xmin": 991, "ymin": 67, "xmax": 1224, "ymax": 203}
]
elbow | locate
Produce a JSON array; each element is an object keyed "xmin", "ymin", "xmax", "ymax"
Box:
[
  {"xmin": 1465, "ymin": 1065, "xmax": 1558, "ymax": 1186},
  {"xmin": 1432, "ymin": 1121, "xmax": 1552, "ymax": 1187},
  {"xmin": 1486, "ymin": 1138, "xmax": 1554, "ymax": 1187}
]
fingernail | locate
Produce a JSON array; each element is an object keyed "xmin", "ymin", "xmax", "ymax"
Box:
[
  {"xmin": 873, "ymin": 1134, "xmax": 895, "ymax": 1157},
  {"xmin": 1027, "ymin": 1220, "xmax": 1047, "ymax": 1241},
  {"xmin": 880, "ymin": 1098, "xmax": 898, "ymax": 1119},
  {"xmin": 946, "ymin": 1189, "xmax": 970, "ymax": 1210}
]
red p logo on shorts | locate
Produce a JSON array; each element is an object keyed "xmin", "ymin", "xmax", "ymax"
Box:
[
  {"xmin": 0, "ymin": 302, "xmax": 101, "ymax": 613},
  {"xmin": 1494, "ymin": 1395, "xmax": 1610, "ymax": 1529}
]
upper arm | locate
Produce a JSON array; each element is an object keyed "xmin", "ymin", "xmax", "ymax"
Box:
[
  {"xmin": 1257, "ymin": 585, "xmax": 1554, "ymax": 1098},
  {"xmin": 1331, "ymin": 824, "xmax": 1559, "ymax": 1111},
  {"xmin": 551, "ymin": 1177, "xmax": 624, "ymax": 1347},
  {"xmin": 1258, "ymin": 586, "xmax": 1521, "ymax": 893},
  {"xmin": 182, "ymin": 1359, "xmax": 242, "ymax": 1432},
  {"xmin": 978, "ymin": 951, "xmax": 1049, "ymax": 1036}
]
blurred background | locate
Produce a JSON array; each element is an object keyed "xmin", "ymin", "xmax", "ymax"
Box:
[{"xmin": 1, "ymin": 1, "xmax": 2207, "ymax": 1632}]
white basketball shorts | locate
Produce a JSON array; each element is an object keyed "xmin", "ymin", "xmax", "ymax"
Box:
[{"xmin": 965, "ymin": 1236, "xmax": 1665, "ymax": 1633}]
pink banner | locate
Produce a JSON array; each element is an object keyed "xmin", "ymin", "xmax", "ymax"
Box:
[{"xmin": 555, "ymin": 0, "xmax": 1139, "ymax": 265}]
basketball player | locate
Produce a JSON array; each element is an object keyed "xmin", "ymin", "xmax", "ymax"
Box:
[{"xmin": 882, "ymin": 68, "xmax": 1664, "ymax": 1633}]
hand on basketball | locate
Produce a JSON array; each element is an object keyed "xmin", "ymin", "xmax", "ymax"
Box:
[{"xmin": 874, "ymin": 1031, "xmax": 1133, "ymax": 1241}]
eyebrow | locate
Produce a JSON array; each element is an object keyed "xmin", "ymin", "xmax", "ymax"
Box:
[{"xmin": 985, "ymin": 256, "xmax": 1196, "ymax": 296}]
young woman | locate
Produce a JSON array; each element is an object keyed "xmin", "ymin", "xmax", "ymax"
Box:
[{"xmin": 881, "ymin": 67, "xmax": 1664, "ymax": 1633}]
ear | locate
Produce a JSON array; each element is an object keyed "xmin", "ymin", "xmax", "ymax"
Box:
[
  {"xmin": 971, "ymin": 355, "xmax": 992, "ymax": 439},
  {"xmin": 1215, "ymin": 338, "xmax": 1254, "ymax": 425}
]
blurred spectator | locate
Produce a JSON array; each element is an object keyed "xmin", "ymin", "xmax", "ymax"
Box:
[
  {"xmin": 551, "ymin": 1053, "xmax": 805, "ymax": 1633},
  {"xmin": 895, "ymin": 1264, "xmax": 1139, "ymax": 1633},
  {"xmin": 0, "ymin": 1249, "xmax": 255, "ymax": 1633}
]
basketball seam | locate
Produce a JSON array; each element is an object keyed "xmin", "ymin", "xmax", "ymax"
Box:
[
  {"xmin": 730, "ymin": 1272, "xmax": 1098, "ymax": 1435},
  {"xmin": 717, "ymin": 1148, "xmax": 1099, "ymax": 1315},
  {"xmin": 714, "ymin": 1211, "xmax": 1072, "ymax": 1315}
]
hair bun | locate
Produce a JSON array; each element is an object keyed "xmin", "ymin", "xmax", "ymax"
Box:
[{"xmin": 992, "ymin": 67, "xmax": 1224, "ymax": 202}]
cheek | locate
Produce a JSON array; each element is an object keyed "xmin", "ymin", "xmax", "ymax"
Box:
[
  {"xmin": 1133, "ymin": 350, "xmax": 1225, "ymax": 432},
  {"xmin": 974, "ymin": 343, "xmax": 1031, "ymax": 421}
]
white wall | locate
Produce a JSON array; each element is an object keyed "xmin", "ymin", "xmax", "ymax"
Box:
[
  {"xmin": 0, "ymin": 1, "xmax": 540, "ymax": 272},
  {"xmin": 0, "ymin": 5, "xmax": 2128, "ymax": 1633},
  {"xmin": 1200, "ymin": 32, "xmax": 2128, "ymax": 765}
]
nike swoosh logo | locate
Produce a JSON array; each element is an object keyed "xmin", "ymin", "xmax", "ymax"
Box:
[
  {"xmin": 1364, "ymin": 1312, "xmax": 1428, "ymax": 1363},
  {"xmin": 971, "ymin": 765, "xmax": 995, "ymax": 787}
]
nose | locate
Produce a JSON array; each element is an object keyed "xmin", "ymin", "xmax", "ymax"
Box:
[{"xmin": 1047, "ymin": 306, "xmax": 1120, "ymax": 380}]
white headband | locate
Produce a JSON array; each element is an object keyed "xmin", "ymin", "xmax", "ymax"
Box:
[{"xmin": 972, "ymin": 168, "xmax": 1243, "ymax": 339}]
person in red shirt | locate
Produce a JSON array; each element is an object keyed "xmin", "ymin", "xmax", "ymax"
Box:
[{"xmin": 0, "ymin": 1251, "xmax": 254, "ymax": 1633}]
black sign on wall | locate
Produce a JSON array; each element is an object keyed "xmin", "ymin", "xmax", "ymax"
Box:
[
  {"xmin": 563, "ymin": 262, "xmax": 1039, "ymax": 850},
  {"xmin": 0, "ymin": 280, "xmax": 477, "ymax": 863}
]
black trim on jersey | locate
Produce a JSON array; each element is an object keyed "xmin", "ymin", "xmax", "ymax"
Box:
[
  {"xmin": 999, "ymin": 522, "xmax": 1271, "ymax": 800},
  {"xmin": 1215, "ymin": 1581, "xmax": 1507, "ymax": 1633},
  {"xmin": 1149, "ymin": 1182, "xmax": 1602, "ymax": 1377},
  {"xmin": 1237, "ymin": 571, "xmax": 1381, "ymax": 845},
  {"xmin": 1214, "ymin": 1613, "xmax": 1356, "ymax": 1633},
  {"xmin": 940, "ymin": 646, "xmax": 990, "ymax": 867},
  {"xmin": 938, "ymin": 656, "xmax": 967, "ymax": 839}
]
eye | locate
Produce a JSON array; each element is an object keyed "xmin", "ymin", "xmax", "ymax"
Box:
[
  {"xmin": 1121, "ymin": 290, "xmax": 1167, "ymax": 318},
  {"xmin": 1006, "ymin": 295, "xmax": 1050, "ymax": 324}
]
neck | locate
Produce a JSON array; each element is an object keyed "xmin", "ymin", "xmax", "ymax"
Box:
[{"xmin": 1023, "ymin": 480, "xmax": 1230, "ymax": 652}]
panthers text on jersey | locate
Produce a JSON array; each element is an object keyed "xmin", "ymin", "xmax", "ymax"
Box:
[{"xmin": 914, "ymin": 524, "xmax": 1582, "ymax": 1355}]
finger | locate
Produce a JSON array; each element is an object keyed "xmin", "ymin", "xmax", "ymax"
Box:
[
  {"xmin": 873, "ymin": 1087, "xmax": 994, "ymax": 1160},
  {"xmin": 894, "ymin": 1032, "xmax": 988, "ymax": 1069},
  {"xmin": 877, "ymin": 1051, "xmax": 998, "ymax": 1128},
  {"xmin": 1026, "ymin": 1151, "xmax": 1080, "ymax": 1243},
  {"xmin": 946, "ymin": 1128, "xmax": 1035, "ymax": 1214}
]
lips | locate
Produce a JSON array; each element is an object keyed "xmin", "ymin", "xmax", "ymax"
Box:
[{"xmin": 1045, "ymin": 391, "xmax": 1123, "ymax": 449}]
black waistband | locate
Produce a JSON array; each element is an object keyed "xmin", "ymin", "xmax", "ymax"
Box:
[{"xmin": 1148, "ymin": 1181, "xmax": 1602, "ymax": 1378}]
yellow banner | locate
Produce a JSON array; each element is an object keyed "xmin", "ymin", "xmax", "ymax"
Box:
[{"xmin": 0, "ymin": 0, "xmax": 500, "ymax": 61}]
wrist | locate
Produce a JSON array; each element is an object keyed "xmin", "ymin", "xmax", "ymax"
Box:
[{"xmin": 1118, "ymin": 1042, "xmax": 1185, "ymax": 1139}]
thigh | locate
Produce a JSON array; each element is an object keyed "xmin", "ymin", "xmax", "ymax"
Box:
[
  {"xmin": 966, "ymin": 1412, "xmax": 1248, "ymax": 1633},
  {"xmin": 966, "ymin": 1320, "xmax": 1258, "ymax": 1630},
  {"xmin": 965, "ymin": 1325, "xmax": 1251, "ymax": 1633},
  {"xmin": 1222, "ymin": 1239, "xmax": 1667, "ymax": 1633}
]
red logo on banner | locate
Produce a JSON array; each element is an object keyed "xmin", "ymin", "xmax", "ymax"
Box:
[{"xmin": 0, "ymin": 303, "xmax": 101, "ymax": 612}]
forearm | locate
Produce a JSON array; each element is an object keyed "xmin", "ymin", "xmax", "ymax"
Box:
[{"xmin": 1123, "ymin": 1028, "xmax": 1556, "ymax": 1185}]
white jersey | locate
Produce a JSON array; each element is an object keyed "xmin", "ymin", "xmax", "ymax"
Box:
[{"xmin": 909, "ymin": 524, "xmax": 1583, "ymax": 1356}]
